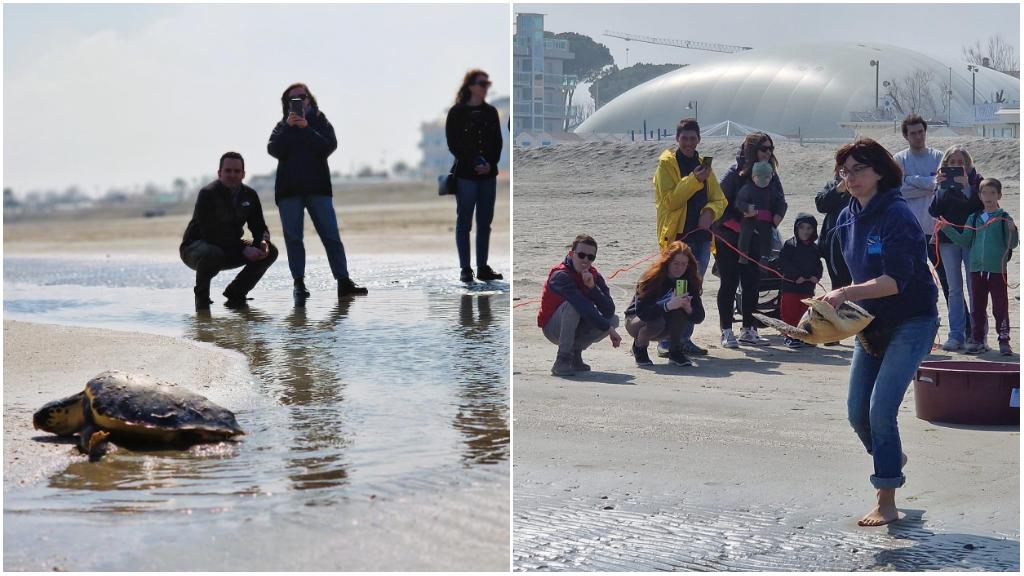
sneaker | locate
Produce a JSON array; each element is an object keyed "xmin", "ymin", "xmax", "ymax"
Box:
[
  {"xmin": 633, "ymin": 342, "xmax": 653, "ymax": 366},
  {"xmin": 551, "ymin": 353, "xmax": 575, "ymax": 377},
  {"xmin": 476, "ymin": 265, "xmax": 503, "ymax": 281},
  {"xmin": 999, "ymin": 341, "xmax": 1014, "ymax": 356},
  {"xmin": 338, "ymin": 277, "xmax": 369, "ymax": 296},
  {"xmin": 680, "ymin": 340, "xmax": 709, "ymax": 356},
  {"xmin": 657, "ymin": 340, "xmax": 671, "ymax": 357},
  {"xmin": 668, "ymin": 348, "xmax": 694, "ymax": 367},
  {"xmin": 785, "ymin": 336, "xmax": 804, "ymax": 349},
  {"xmin": 738, "ymin": 327, "xmax": 770, "ymax": 345},
  {"xmin": 721, "ymin": 329, "xmax": 739, "ymax": 349},
  {"xmin": 460, "ymin": 268, "xmax": 474, "ymax": 283},
  {"xmin": 824, "ymin": 341, "xmax": 841, "ymax": 346},
  {"xmin": 941, "ymin": 338, "xmax": 963, "ymax": 352},
  {"xmin": 194, "ymin": 287, "xmax": 212, "ymax": 311},
  {"xmin": 293, "ymin": 279, "xmax": 311, "ymax": 299},
  {"xmin": 964, "ymin": 342, "xmax": 985, "ymax": 354},
  {"xmin": 572, "ymin": 350, "xmax": 591, "ymax": 372}
]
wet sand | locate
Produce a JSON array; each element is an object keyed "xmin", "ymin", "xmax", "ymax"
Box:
[{"xmin": 512, "ymin": 136, "xmax": 1019, "ymax": 570}]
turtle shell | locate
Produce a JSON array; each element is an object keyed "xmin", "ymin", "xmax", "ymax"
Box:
[{"xmin": 83, "ymin": 371, "xmax": 244, "ymax": 444}]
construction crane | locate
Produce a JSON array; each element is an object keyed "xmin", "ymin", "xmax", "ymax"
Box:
[{"xmin": 603, "ymin": 30, "xmax": 753, "ymax": 54}]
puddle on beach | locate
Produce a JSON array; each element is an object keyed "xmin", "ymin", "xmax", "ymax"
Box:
[{"xmin": 3, "ymin": 254, "xmax": 509, "ymax": 570}]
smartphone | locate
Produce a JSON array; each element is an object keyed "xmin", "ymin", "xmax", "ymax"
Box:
[
  {"xmin": 701, "ymin": 156, "xmax": 713, "ymax": 169},
  {"xmin": 676, "ymin": 279, "xmax": 688, "ymax": 296},
  {"xmin": 941, "ymin": 166, "xmax": 964, "ymax": 178},
  {"xmin": 289, "ymin": 98, "xmax": 305, "ymax": 117}
]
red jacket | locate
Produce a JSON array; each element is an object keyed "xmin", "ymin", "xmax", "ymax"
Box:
[{"xmin": 537, "ymin": 258, "xmax": 615, "ymax": 330}]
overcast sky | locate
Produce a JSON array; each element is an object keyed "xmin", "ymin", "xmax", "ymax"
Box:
[
  {"xmin": 518, "ymin": 2, "xmax": 1020, "ymax": 109},
  {"xmin": 4, "ymin": 4, "xmax": 509, "ymax": 195}
]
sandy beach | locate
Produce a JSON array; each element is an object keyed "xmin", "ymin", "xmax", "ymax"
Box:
[
  {"xmin": 512, "ymin": 135, "xmax": 1019, "ymax": 570},
  {"xmin": 4, "ymin": 179, "xmax": 511, "ymax": 571}
]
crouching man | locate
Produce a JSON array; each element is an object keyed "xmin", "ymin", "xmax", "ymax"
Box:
[
  {"xmin": 181, "ymin": 151, "xmax": 278, "ymax": 310},
  {"xmin": 537, "ymin": 234, "xmax": 621, "ymax": 377}
]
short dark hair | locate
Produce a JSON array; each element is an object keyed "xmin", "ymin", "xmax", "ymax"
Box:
[
  {"xmin": 571, "ymin": 234, "xmax": 597, "ymax": 251},
  {"xmin": 834, "ymin": 138, "xmax": 903, "ymax": 192},
  {"xmin": 979, "ymin": 177, "xmax": 1003, "ymax": 196},
  {"xmin": 901, "ymin": 114, "xmax": 927, "ymax": 137},
  {"xmin": 219, "ymin": 151, "xmax": 244, "ymax": 170},
  {"xmin": 676, "ymin": 117, "xmax": 700, "ymax": 139}
]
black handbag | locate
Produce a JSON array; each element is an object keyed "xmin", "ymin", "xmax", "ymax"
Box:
[{"xmin": 437, "ymin": 160, "xmax": 457, "ymax": 195}]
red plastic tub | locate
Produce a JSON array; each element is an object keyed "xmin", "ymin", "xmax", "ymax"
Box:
[{"xmin": 914, "ymin": 361, "xmax": 1020, "ymax": 425}]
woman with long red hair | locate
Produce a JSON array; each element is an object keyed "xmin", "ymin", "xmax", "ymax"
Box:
[{"xmin": 625, "ymin": 241, "xmax": 706, "ymax": 366}]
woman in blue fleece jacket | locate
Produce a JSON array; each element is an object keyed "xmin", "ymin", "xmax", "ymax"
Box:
[{"xmin": 819, "ymin": 139, "xmax": 938, "ymax": 528}]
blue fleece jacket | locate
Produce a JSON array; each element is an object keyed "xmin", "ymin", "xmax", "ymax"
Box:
[{"xmin": 835, "ymin": 187, "xmax": 938, "ymax": 328}]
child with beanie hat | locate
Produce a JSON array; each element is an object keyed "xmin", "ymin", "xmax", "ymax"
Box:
[{"xmin": 735, "ymin": 160, "xmax": 778, "ymax": 265}]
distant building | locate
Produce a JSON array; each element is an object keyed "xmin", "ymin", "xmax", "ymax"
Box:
[
  {"xmin": 513, "ymin": 12, "xmax": 576, "ymax": 135},
  {"xmin": 418, "ymin": 95, "xmax": 511, "ymax": 178}
]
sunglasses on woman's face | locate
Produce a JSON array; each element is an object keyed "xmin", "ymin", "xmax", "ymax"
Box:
[
  {"xmin": 473, "ymin": 80, "xmax": 492, "ymax": 88},
  {"xmin": 290, "ymin": 93, "xmax": 309, "ymax": 100},
  {"xmin": 575, "ymin": 252, "xmax": 596, "ymax": 262}
]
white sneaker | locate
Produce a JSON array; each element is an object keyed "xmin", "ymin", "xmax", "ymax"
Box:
[
  {"xmin": 721, "ymin": 329, "xmax": 739, "ymax": 349},
  {"xmin": 657, "ymin": 340, "xmax": 670, "ymax": 358},
  {"xmin": 738, "ymin": 327, "xmax": 770, "ymax": 345}
]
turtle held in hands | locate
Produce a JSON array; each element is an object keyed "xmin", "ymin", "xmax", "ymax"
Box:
[
  {"xmin": 33, "ymin": 370, "xmax": 244, "ymax": 460},
  {"xmin": 754, "ymin": 298, "xmax": 875, "ymax": 348}
]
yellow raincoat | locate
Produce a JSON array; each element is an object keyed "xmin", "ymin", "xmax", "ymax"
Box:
[{"xmin": 652, "ymin": 148, "xmax": 727, "ymax": 250}]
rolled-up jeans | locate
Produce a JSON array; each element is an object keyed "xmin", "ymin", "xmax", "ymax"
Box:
[
  {"xmin": 455, "ymin": 177, "xmax": 497, "ymax": 269},
  {"xmin": 938, "ymin": 242, "xmax": 973, "ymax": 343},
  {"xmin": 680, "ymin": 238, "xmax": 710, "ymax": 344},
  {"xmin": 542, "ymin": 301, "xmax": 618, "ymax": 356},
  {"xmin": 847, "ymin": 315, "xmax": 939, "ymax": 489},
  {"xmin": 278, "ymin": 194, "xmax": 350, "ymax": 281}
]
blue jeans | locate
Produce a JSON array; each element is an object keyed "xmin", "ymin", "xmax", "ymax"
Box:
[
  {"xmin": 278, "ymin": 195, "xmax": 350, "ymax": 281},
  {"xmin": 938, "ymin": 242, "xmax": 973, "ymax": 343},
  {"xmin": 455, "ymin": 177, "xmax": 497, "ymax": 269},
  {"xmin": 847, "ymin": 315, "xmax": 939, "ymax": 489},
  {"xmin": 680, "ymin": 239, "xmax": 710, "ymax": 343}
]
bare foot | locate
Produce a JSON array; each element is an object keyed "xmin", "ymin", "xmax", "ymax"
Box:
[{"xmin": 858, "ymin": 489, "xmax": 899, "ymax": 527}]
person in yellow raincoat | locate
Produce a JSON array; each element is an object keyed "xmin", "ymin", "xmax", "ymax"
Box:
[{"xmin": 651, "ymin": 117, "xmax": 727, "ymax": 356}]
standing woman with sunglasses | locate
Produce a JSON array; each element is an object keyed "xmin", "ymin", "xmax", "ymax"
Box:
[
  {"xmin": 820, "ymin": 139, "xmax": 938, "ymax": 527},
  {"xmin": 446, "ymin": 69, "xmax": 504, "ymax": 283},
  {"xmin": 715, "ymin": 132, "xmax": 787, "ymax": 348},
  {"xmin": 268, "ymin": 82, "xmax": 367, "ymax": 299}
]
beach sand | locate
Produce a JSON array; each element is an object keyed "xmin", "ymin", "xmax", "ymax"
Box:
[
  {"xmin": 4, "ymin": 179, "xmax": 511, "ymax": 571},
  {"xmin": 512, "ymin": 135, "xmax": 1019, "ymax": 570}
]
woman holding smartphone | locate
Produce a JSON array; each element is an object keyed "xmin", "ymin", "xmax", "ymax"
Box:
[
  {"xmin": 625, "ymin": 240, "xmax": 705, "ymax": 367},
  {"xmin": 268, "ymin": 82, "xmax": 367, "ymax": 299},
  {"xmin": 445, "ymin": 69, "xmax": 504, "ymax": 283},
  {"xmin": 928, "ymin": 145, "xmax": 984, "ymax": 351}
]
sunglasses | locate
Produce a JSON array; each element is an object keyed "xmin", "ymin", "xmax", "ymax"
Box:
[
  {"xmin": 289, "ymin": 93, "xmax": 309, "ymax": 100},
  {"xmin": 575, "ymin": 252, "xmax": 596, "ymax": 261},
  {"xmin": 472, "ymin": 80, "xmax": 492, "ymax": 88}
]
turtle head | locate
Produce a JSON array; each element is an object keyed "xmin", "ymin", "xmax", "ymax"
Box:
[{"xmin": 33, "ymin": 392, "xmax": 86, "ymax": 436}]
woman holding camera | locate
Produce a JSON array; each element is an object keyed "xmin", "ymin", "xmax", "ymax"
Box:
[
  {"xmin": 445, "ymin": 69, "xmax": 504, "ymax": 283},
  {"xmin": 268, "ymin": 82, "xmax": 367, "ymax": 300},
  {"xmin": 928, "ymin": 145, "xmax": 984, "ymax": 351}
]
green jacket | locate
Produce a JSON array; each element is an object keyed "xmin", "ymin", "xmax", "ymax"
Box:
[{"xmin": 941, "ymin": 208, "xmax": 1018, "ymax": 273}]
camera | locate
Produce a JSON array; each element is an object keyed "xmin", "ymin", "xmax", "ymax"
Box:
[{"xmin": 289, "ymin": 98, "xmax": 305, "ymax": 117}]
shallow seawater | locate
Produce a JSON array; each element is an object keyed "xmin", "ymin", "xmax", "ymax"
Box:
[{"xmin": 3, "ymin": 253, "xmax": 509, "ymax": 569}]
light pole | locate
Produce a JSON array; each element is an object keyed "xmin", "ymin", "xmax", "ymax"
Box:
[
  {"xmin": 947, "ymin": 66, "xmax": 953, "ymax": 125},
  {"xmin": 967, "ymin": 64, "xmax": 979, "ymax": 106},
  {"xmin": 686, "ymin": 100, "xmax": 698, "ymax": 122},
  {"xmin": 869, "ymin": 60, "xmax": 880, "ymax": 110}
]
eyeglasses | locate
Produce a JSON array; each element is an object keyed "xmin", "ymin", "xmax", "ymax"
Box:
[
  {"xmin": 575, "ymin": 252, "xmax": 597, "ymax": 261},
  {"xmin": 472, "ymin": 80, "xmax": 492, "ymax": 88},
  {"xmin": 838, "ymin": 164, "xmax": 872, "ymax": 178}
]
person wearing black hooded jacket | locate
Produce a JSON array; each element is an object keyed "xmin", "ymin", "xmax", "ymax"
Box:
[
  {"xmin": 268, "ymin": 82, "xmax": 367, "ymax": 300},
  {"xmin": 777, "ymin": 213, "xmax": 823, "ymax": 347},
  {"xmin": 815, "ymin": 176, "xmax": 853, "ymax": 289}
]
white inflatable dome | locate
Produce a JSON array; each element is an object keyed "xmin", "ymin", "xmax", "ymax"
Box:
[{"xmin": 575, "ymin": 42, "xmax": 1020, "ymax": 138}]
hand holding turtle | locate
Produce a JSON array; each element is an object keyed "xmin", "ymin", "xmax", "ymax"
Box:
[{"xmin": 819, "ymin": 287, "xmax": 848, "ymax": 308}]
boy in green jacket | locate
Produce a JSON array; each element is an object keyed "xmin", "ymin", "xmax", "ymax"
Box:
[{"xmin": 938, "ymin": 178, "xmax": 1018, "ymax": 355}]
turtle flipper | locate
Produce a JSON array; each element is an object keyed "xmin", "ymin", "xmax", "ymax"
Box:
[{"xmin": 753, "ymin": 313, "xmax": 810, "ymax": 338}]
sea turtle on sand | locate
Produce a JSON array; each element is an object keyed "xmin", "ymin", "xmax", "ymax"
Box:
[
  {"xmin": 33, "ymin": 370, "xmax": 244, "ymax": 460},
  {"xmin": 754, "ymin": 299, "xmax": 875, "ymax": 348}
]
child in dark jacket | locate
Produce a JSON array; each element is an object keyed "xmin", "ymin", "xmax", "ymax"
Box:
[
  {"xmin": 777, "ymin": 213, "xmax": 824, "ymax": 348},
  {"xmin": 736, "ymin": 160, "xmax": 778, "ymax": 265}
]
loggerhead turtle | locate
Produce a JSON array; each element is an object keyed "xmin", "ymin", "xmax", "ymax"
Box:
[{"xmin": 754, "ymin": 298, "xmax": 874, "ymax": 348}]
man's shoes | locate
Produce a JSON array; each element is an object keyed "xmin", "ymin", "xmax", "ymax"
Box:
[
  {"xmin": 476, "ymin": 265, "xmax": 503, "ymax": 281},
  {"xmin": 338, "ymin": 277, "xmax": 369, "ymax": 296},
  {"xmin": 668, "ymin": 348, "xmax": 694, "ymax": 367},
  {"xmin": 572, "ymin": 350, "xmax": 591, "ymax": 372},
  {"xmin": 738, "ymin": 327, "xmax": 770, "ymax": 345},
  {"xmin": 224, "ymin": 295, "xmax": 249, "ymax": 309},
  {"xmin": 657, "ymin": 340, "xmax": 671, "ymax": 357},
  {"xmin": 460, "ymin": 268, "xmax": 474, "ymax": 283},
  {"xmin": 941, "ymin": 338, "xmax": 963, "ymax": 352},
  {"xmin": 633, "ymin": 342, "xmax": 653, "ymax": 366},
  {"xmin": 721, "ymin": 329, "xmax": 739, "ymax": 349},
  {"xmin": 964, "ymin": 342, "xmax": 985, "ymax": 354},
  {"xmin": 680, "ymin": 340, "xmax": 709, "ymax": 356},
  {"xmin": 551, "ymin": 353, "xmax": 576, "ymax": 377},
  {"xmin": 194, "ymin": 287, "xmax": 212, "ymax": 311},
  {"xmin": 999, "ymin": 341, "xmax": 1014, "ymax": 356},
  {"xmin": 293, "ymin": 279, "xmax": 311, "ymax": 299}
]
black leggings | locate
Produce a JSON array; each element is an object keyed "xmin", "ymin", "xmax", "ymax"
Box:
[{"xmin": 715, "ymin": 227, "xmax": 762, "ymax": 329}]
